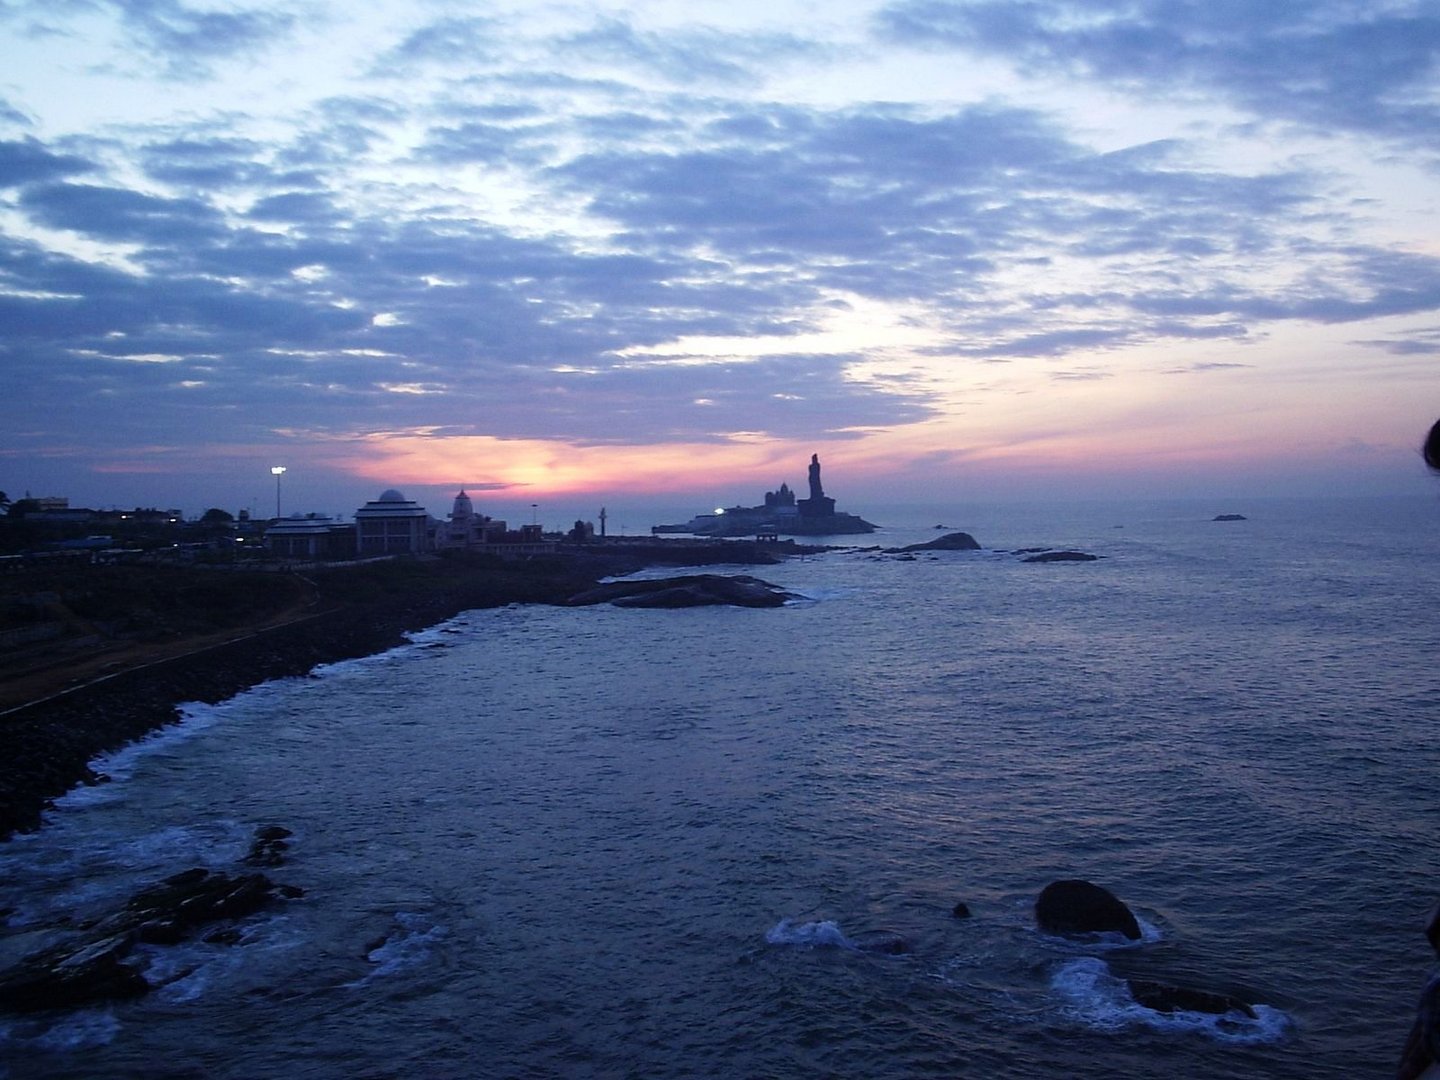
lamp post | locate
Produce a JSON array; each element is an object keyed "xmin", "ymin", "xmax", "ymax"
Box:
[{"xmin": 271, "ymin": 466, "xmax": 286, "ymax": 519}]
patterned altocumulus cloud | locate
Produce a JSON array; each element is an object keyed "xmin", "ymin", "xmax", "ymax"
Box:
[{"xmin": 0, "ymin": 0, "xmax": 1435, "ymax": 506}]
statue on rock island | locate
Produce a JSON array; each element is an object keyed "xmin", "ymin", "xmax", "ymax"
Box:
[
  {"xmin": 651, "ymin": 451, "xmax": 875, "ymax": 537},
  {"xmin": 808, "ymin": 454, "xmax": 825, "ymax": 501}
]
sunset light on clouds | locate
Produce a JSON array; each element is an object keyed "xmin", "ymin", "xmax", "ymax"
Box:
[{"xmin": 1, "ymin": 0, "xmax": 1437, "ymax": 521}]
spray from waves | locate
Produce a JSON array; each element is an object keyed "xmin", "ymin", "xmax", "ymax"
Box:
[
  {"xmin": 345, "ymin": 912, "xmax": 448, "ymax": 989},
  {"xmin": 1051, "ymin": 957, "xmax": 1289, "ymax": 1045},
  {"xmin": 50, "ymin": 701, "xmax": 232, "ymax": 811},
  {"xmin": 139, "ymin": 913, "xmax": 306, "ymax": 1005},
  {"xmin": 765, "ymin": 918, "xmax": 857, "ymax": 950}
]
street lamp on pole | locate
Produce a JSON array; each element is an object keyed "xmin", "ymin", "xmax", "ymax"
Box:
[{"xmin": 271, "ymin": 466, "xmax": 286, "ymax": 519}]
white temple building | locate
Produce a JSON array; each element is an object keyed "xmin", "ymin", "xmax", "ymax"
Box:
[{"xmin": 435, "ymin": 490, "xmax": 508, "ymax": 549}]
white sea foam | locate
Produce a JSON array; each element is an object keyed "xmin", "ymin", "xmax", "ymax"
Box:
[
  {"xmin": 1035, "ymin": 914, "xmax": 1164, "ymax": 952},
  {"xmin": 1051, "ymin": 957, "xmax": 1288, "ymax": 1044},
  {"xmin": 51, "ymin": 703, "xmax": 229, "ymax": 811},
  {"xmin": 346, "ymin": 911, "xmax": 447, "ymax": 988},
  {"xmin": 764, "ymin": 918, "xmax": 855, "ymax": 949}
]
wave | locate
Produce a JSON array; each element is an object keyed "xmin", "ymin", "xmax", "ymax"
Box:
[
  {"xmin": 1033, "ymin": 915, "xmax": 1165, "ymax": 952},
  {"xmin": 765, "ymin": 917, "xmax": 856, "ymax": 949},
  {"xmin": 50, "ymin": 702, "xmax": 233, "ymax": 810},
  {"xmin": 346, "ymin": 911, "xmax": 448, "ymax": 988},
  {"xmin": 764, "ymin": 918, "xmax": 910, "ymax": 955},
  {"xmin": 1051, "ymin": 957, "xmax": 1288, "ymax": 1044}
]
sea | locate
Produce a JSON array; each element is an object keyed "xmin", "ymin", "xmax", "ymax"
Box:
[{"xmin": 2, "ymin": 494, "xmax": 1438, "ymax": 1079}]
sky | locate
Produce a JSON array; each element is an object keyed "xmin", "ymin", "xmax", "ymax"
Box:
[{"xmin": 1, "ymin": 0, "xmax": 1438, "ymax": 524}]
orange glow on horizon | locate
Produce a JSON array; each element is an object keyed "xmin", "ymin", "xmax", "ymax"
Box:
[
  {"xmin": 311, "ymin": 414, "xmax": 1373, "ymax": 502},
  {"xmin": 320, "ymin": 433, "xmax": 832, "ymax": 498}
]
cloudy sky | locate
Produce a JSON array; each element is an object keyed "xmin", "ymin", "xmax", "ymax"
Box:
[{"xmin": 2, "ymin": 0, "xmax": 1438, "ymax": 521}]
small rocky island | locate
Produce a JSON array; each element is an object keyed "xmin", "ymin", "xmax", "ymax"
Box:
[
  {"xmin": 653, "ymin": 454, "xmax": 876, "ymax": 537},
  {"xmin": 565, "ymin": 574, "xmax": 795, "ymax": 608}
]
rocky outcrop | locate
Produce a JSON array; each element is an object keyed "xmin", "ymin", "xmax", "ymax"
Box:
[
  {"xmin": 1126, "ymin": 978, "xmax": 1257, "ymax": 1019},
  {"xmin": 887, "ymin": 532, "xmax": 981, "ymax": 553},
  {"xmin": 1022, "ymin": 550, "xmax": 1099, "ymax": 563},
  {"xmin": 1035, "ymin": 879, "xmax": 1141, "ymax": 940},
  {"xmin": 1212, "ymin": 514, "xmax": 1247, "ymax": 522},
  {"xmin": 0, "ymin": 833, "xmax": 301, "ymax": 1012},
  {"xmin": 0, "ymin": 932, "xmax": 149, "ymax": 1012},
  {"xmin": 564, "ymin": 574, "xmax": 795, "ymax": 609}
]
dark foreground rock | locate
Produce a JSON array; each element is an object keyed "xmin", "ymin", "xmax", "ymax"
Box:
[
  {"xmin": 1212, "ymin": 514, "xmax": 1247, "ymax": 522},
  {"xmin": 1035, "ymin": 879, "xmax": 1142, "ymax": 940},
  {"xmin": 564, "ymin": 574, "xmax": 795, "ymax": 608},
  {"xmin": 1127, "ymin": 978, "xmax": 1257, "ymax": 1019},
  {"xmin": 1022, "ymin": 550, "xmax": 1100, "ymax": 563},
  {"xmin": 0, "ymin": 853, "xmax": 300, "ymax": 1012},
  {"xmin": 887, "ymin": 532, "xmax": 981, "ymax": 554}
]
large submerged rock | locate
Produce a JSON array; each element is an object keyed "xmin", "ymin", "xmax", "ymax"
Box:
[
  {"xmin": 887, "ymin": 532, "xmax": 981, "ymax": 554},
  {"xmin": 1126, "ymin": 977, "xmax": 1257, "ymax": 1019},
  {"xmin": 564, "ymin": 574, "xmax": 795, "ymax": 609},
  {"xmin": 1035, "ymin": 879, "xmax": 1142, "ymax": 940},
  {"xmin": 0, "ymin": 828, "xmax": 301, "ymax": 1013},
  {"xmin": 1022, "ymin": 550, "xmax": 1099, "ymax": 563}
]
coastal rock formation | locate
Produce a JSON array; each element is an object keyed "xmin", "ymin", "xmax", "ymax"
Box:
[
  {"xmin": 0, "ymin": 849, "xmax": 301, "ymax": 1012},
  {"xmin": 0, "ymin": 932, "xmax": 149, "ymax": 1012},
  {"xmin": 887, "ymin": 532, "xmax": 981, "ymax": 553},
  {"xmin": 564, "ymin": 574, "xmax": 795, "ymax": 609},
  {"xmin": 652, "ymin": 453, "xmax": 877, "ymax": 537},
  {"xmin": 1126, "ymin": 978, "xmax": 1257, "ymax": 1019},
  {"xmin": 1022, "ymin": 550, "xmax": 1100, "ymax": 563},
  {"xmin": 1035, "ymin": 879, "xmax": 1142, "ymax": 940}
]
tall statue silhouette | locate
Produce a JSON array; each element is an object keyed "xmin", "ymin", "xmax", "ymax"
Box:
[{"xmin": 808, "ymin": 454, "xmax": 824, "ymax": 500}]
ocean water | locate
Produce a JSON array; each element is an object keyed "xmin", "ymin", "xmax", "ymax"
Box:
[{"xmin": 2, "ymin": 495, "xmax": 1439, "ymax": 1079}]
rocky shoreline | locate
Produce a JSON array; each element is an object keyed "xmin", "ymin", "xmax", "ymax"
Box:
[{"xmin": 0, "ymin": 543, "xmax": 799, "ymax": 841}]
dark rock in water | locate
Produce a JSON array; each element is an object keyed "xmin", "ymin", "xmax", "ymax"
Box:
[
  {"xmin": 0, "ymin": 932, "xmax": 149, "ymax": 1012},
  {"xmin": 246, "ymin": 824, "xmax": 293, "ymax": 866},
  {"xmin": 564, "ymin": 574, "xmax": 794, "ymax": 609},
  {"xmin": 1126, "ymin": 978, "xmax": 1257, "ymax": 1019},
  {"xmin": 887, "ymin": 531, "xmax": 981, "ymax": 554},
  {"xmin": 951, "ymin": 902, "xmax": 972, "ymax": 919},
  {"xmin": 1022, "ymin": 551, "xmax": 1099, "ymax": 563},
  {"xmin": 1035, "ymin": 879, "xmax": 1141, "ymax": 940},
  {"xmin": 0, "ymin": 863, "xmax": 299, "ymax": 1012},
  {"xmin": 1212, "ymin": 514, "xmax": 1247, "ymax": 522}
]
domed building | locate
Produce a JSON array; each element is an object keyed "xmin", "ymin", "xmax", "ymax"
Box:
[
  {"xmin": 435, "ymin": 489, "xmax": 508, "ymax": 549},
  {"xmin": 355, "ymin": 489, "xmax": 432, "ymax": 555}
]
